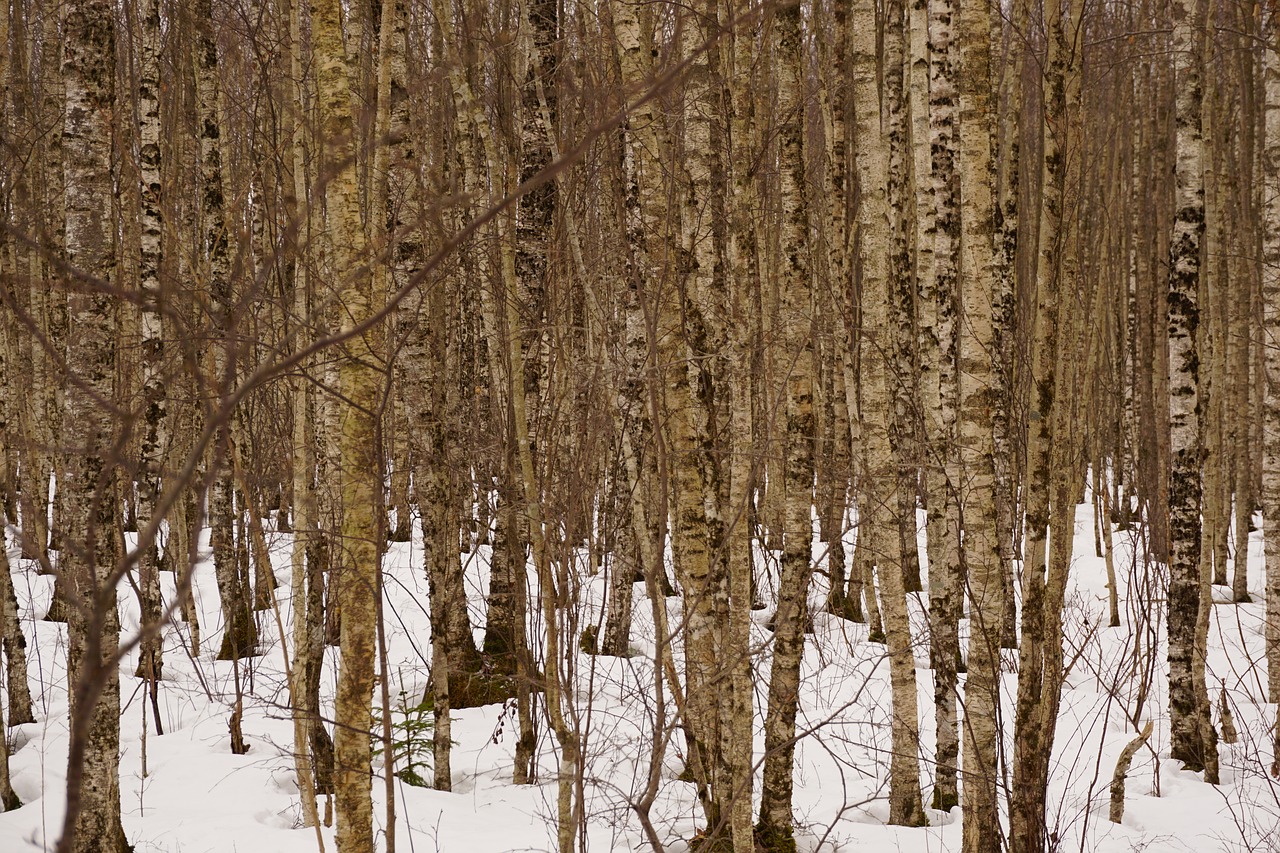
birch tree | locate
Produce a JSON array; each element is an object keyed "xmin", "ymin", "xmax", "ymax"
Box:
[
  {"xmin": 133, "ymin": 0, "xmax": 166, "ymax": 689},
  {"xmin": 757, "ymin": 2, "xmax": 817, "ymax": 847},
  {"xmin": 313, "ymin": 0, "xmax": 382, "ymax": 845},
  {"xmin": 1261, "ymin": 0, "xmax": 1280, "ymax": 744},
  {"xmin": 955, "ymin": 0, "xmax": 1002, "ymax": 847},
  {"xmin": 850, "ymin": 0, "xmax": 927, "ymax": 827},
  {"xmin": 921, "ymin": 0, "xmax": 964, "ymax": 811},
  {"xmin": 1166, "ymin": 0, "xmax": 1218, "ymax": 780},
  {"xmin": 1010, "ymin": 0, "xmax": 1089, "ymax": 844},
  {"xmin": 58, "ymin": 1, "xmax": 130, "ymax": 849}
]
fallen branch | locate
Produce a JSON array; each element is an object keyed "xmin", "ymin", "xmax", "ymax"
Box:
[{"xmin": 1109, "ymin": 720, "xmax": 1154, "ymax": 824}]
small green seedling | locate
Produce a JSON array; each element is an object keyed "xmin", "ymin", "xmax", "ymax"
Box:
[{"xmin": 373, "ymin": 688, "xmax": 437, "ymax": 788}]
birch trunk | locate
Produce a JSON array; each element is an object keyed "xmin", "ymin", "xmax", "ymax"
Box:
[
  {"xmin": 601, "ymin": 69, "xmax": 650, "ymax": 656},
  {"xmin": 922, "ymin": 0, "xmax": 963, "ymax": 811},
  {"xmin": 194, "ymin": 0, "xmax": 255, "ymax": 662},
  {"xmin": 0, "ymin": 6, "xmax": 36, "ymax": 661},
  {"xmin": 313, "ymin": 0, "xmax": 382, "ymax": 844},
  {"xmin": 1167, "ymin": 0, "xmax": 1217, "ymax": 779},
  {"xmin": 955, "ymin": 0, "xmax": 1001, "ymax": 847},
  {"xmin": 1201, "ymin": 62, "xmax": 1228, "ymax": 590},
  {"xmin": 1229, "ymin": 70, "xmax": 1254, "ymax": 603},
  {"xmin": 1010, "ymin": 0, "xmax": 1089, "ymax": 843},
  {"xmin": 435, "ymin": 5, "xmax": 485, "ymax": 684},
  {"xmin": 851, "ymin": 0, "xmax": 927, "ymax": 827},
  {"xmin": 757, "ymin": 3, "xmax": 816, "ymax": 846},
  {"xmin": 722, "ymin": 8, "xmax": 763, "ymax": 844},
  {"xmin": 408, "ymin": 197, "xmax": 461, "ymax": 786},
  {"xmin": 991, "ymin": 0, "xmax": 1026, "ymax": 648},
  {"xmin": 0, "ymin": 0, "xmax": 8, "ymax": 526},
  {"xmin": 821, "ymin": 0, "xmax": 866, "ymax": 628},
  {"xmin": 377, "ymin": 0, "xmax": 416, "ymax": 563},
  {"xmin": 885, "ymin": 0, "xmax": 922, "ymax": 597},
  {"xmin": 134, "ymin": 0, "xmax": 166, "ymax": 685},
  {"xmin": 13, "ymin": 2, "xmax": 65, "ymax": 574},
  {"xmin": 285, "ymin": 0, "xmax": 332, "ymax": 819},
  {"xmin": 1264, "ymin": 0, "xmax": 1280, "ymax": 712},
  {"xmin": 660, "ymin": 5, "xmax": 729, "ymax": 829},
  {"xmin": 164, "ymin": 27, "xmax": 203, "ymax": 649},
  {"xmin": 442, "ymin": 0, "xmax": 578, "ymax": 837},
  {"xmin": 0, "ymin": 639, "xmax": 16, "ymax": 809},
  {"xmin": 0, "ymin": 528, "xmax": 31, "ymax": 724},
  {"xmin": 58, "ymin": 1, "xmax": 129, "ymax": 849}
]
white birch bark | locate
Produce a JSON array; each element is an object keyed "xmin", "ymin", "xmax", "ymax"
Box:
[
  {"xmin": 134, "ymin": 0, "xmax": 167, "ymax": 686},
  {"xmin": 59, "ymin": 2, "xmax": 129, "ymax": 849},
  {"xmin": 723, "ymin": 14, "xmax": 762, "ymax": 844},
  {"xmin": 851, "ymin": 0, "xmax": 927, "ymax": 827},
  {"xmin": 921, "ymin": 0, "xmax": 964, "ymax": 811},
  {"xmin": 883, "ymin": 0, "xmax": 922, "ymax": 597},
  {"xmin": 1261, "ymin": 0, "xmax": 1280, "ymax": 725},
  {"xmin": 313, "ymin": 0, "xmax": 382, "ymax": 843},
  {"xmin": 955, "ymin": 0, "xmax": 1000, "ymax": 847},
  {"xmin": 758, "ymin": 3, "xmax": 817, "ymax": 846},
  {"xmin": 284, "ymin": 0, "xmax": 329, "ymax": 826},
  {"xmin": 990, "ymin": 0, "xmax": 1026, "ymax": 647},
  {"xmin": 1167, "ymin": 0, "xmax": 1216, "ymax": 778}
]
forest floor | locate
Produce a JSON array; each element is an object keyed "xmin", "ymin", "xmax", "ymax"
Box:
[{"xmin": 1, "ymin": 485, "xmax": 1278, "ymax": 852}]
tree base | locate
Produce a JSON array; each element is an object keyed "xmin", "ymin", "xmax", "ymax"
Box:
[
  {"xmin": 893, "ymin": 804, "xmax": 930, "ymax": 827},
  {"xmin": 931, "ymin": 789, "xmax": 958, "ymax": 812},
  {"xmin": 229, "ymin": 704, "xmax": 250, "ymax": 754},
  {"xmin": 216, "ymin": 620, "xmax": 259, "ymax": 661},
  {"xmin": 828, "ymin": 597, "xmax": 864, "ymax": 623},
  {"xmin": 442, "ymin": 669, "xmax": 524, "ymax": 709},
  {"xmin": 689, "ymin": 828, "xmax": 734, "ymax": 853},
  {"xmin": 754, "ymin": 818, "xmax": 796, "ymax": 853}
]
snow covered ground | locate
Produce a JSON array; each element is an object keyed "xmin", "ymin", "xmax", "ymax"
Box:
[{"xmin": 1, "ymin": 487, "xmax": 1278, "ymax": 852}]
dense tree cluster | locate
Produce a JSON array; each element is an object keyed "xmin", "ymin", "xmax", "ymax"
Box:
[{"xmin": 1, "ymin": 0, "xmax": 1278, "ymax": 851}]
